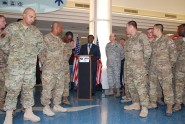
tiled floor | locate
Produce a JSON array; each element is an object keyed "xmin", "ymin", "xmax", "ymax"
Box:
[{"xmin": 0, "ymin": 86, "xmax": 185, "ymax": 124}]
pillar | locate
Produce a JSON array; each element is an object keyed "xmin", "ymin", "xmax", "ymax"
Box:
[{"xmin": 89, "ymin": 0, "xmax": 112, "ymax": 90}]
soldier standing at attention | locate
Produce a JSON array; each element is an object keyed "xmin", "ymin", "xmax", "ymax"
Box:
[
  {"xmin": 106, "ymin": 33, "xmax": 124, "ymax": 97},
  {"xmin": 149, "ymin": 24, "xmax": 177, "ymax": 116},
  {"xmin": 173, "ymin": 24, "xmax": 185, "ymax": 112},
  {"xmin": 39, "ymin": 22, "xmax": 67, "ymax": 117},
  {"xmin": 62, "ymin": 31, "xmax": 74, "ymax": 105},
  {"xmin": 1, "ymin": 8, "xmax": 44, "ymax": 124},
  {"xmin": 0, "ymin": 15, "xmax": 7, "ymax": 109},
  {"xmin": 123, "ymin": 21, "xmax": 151, "ymax": 118}
]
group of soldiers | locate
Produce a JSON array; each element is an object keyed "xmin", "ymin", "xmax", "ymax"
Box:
[
  {"xmin": 105, "ymin": 21, "xmax": 185, "ymax": 118},
  {"xmin": 0, "ymin": 6, "xmax": 185, "ymax": 124},
  {"xmin": 0, "ymin": 8, "xmax": 74, "ymax": 124}
]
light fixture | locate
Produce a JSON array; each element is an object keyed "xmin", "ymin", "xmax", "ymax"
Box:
[{"xmin": 81, "ymin": 37, "xmax": 87, "ymax": 38}]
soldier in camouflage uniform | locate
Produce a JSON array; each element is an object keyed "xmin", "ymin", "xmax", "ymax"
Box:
[
  {"xmin": 149, "ymin": 24, "xmax": 177, "ymax": 116},
  {"xmin": 123, "ymin": 21, "xmax": 151, "ymax": 118},
  {"xmin": 147, "ymin": 28, "xmax": 164, "ymax": 105},
  {"xmin": 106, "ymin": 33, "xmax": 124, "ymax": 97},
  {"xmin": 0, "ymin": 15, "xmax": 7, "ymax": 109},
  {"xmin": 0, "ymin": 8, "xmax": 44, "ymax": 124},
  {"xmin": 120, "ymin": 37, "xmax": 131, "ymax": 103},
  {"xmin": 173, "ymin": 24, "xmax": 185, "ymax": 112},
  {"xmin": 39, "ymin": 22, "xmax": 67, "ymax": 117},
  {"xmin": 62, "ymin": 31, "xmax": 73, "ymax": 105}
]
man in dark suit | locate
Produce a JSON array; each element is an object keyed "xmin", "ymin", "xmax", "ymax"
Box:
[{"xmin": 80, "ymin": 35, "xmax": 101, "ymax": 95}]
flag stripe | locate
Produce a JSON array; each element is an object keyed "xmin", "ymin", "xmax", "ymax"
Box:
[
  {"xmin": 96, "ymin": 59, "xmax": 102, "ymax": 85},
  {"xmin": 72, "ymin": 35, "xmax": 80, "ymax": 86}
]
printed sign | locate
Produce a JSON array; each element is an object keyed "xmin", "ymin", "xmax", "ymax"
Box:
[
  {"xmin": 0, "ymin": 0, "xmax": 67, "ymax": 13},
  {"xmin": 79, "ymin": 55, "xmax": 90, "ymax": 63}
]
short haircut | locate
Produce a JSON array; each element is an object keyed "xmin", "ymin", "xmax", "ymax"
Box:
[
  {"xmin": 147, "ymin": 28, "xmax": 153, "ymax": 31},
  {"xmin": 127, "ymin": 20, "xmax": 137, "ymax": 29},
  {"xmin": 0, "ymin": 15, "xmax": 5, "ymax": 18},
  {"xmin": 23, "ymin": 7, "xmax": 35, "ymax": 14},
  {"xmin": 120, "ymin": 38, "xmax": 125, "ymax": 41},
  {"xmin": 17, "ymin": 19, "xmax": 23, "ymax": 22},
  {"xmin": 88, "ymin": 35, "xmax": 94, "ymax": 39},
  {"xmin": 178, "ymin": 23, "xmax": 185, "ymax": 37},
  {"xmin": 154, "ymin": 24, "xmax": 163, "ymax": 32},
  {"xmin": 178, "ymin": 23, "xmax": 185, "ymax": 29},
  {"xmin": 65, "ymin": 31, "xmax": 73, "ymax": 38}
]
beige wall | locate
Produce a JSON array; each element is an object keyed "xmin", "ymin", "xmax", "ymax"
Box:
[
  {"xmin": 113, "ymin": 0, "xmax": 185, "ymax": 15},
  {"xmin": 70, "ymin": 0, "xmax": 185, "ymax": 15}
]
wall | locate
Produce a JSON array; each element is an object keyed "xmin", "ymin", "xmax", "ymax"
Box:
[{"xmin": 113, "ymin": 0, "xmax": 185, "ymax": 15}]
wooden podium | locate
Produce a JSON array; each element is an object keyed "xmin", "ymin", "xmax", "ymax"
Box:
[{"xmin": 77, "ymin": 55, "xmax": 92, "ymax": 100}]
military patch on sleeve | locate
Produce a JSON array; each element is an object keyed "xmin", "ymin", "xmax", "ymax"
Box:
[{"xmin": 0, "ymin": 30, "xmax": 9, "ymax": 39}]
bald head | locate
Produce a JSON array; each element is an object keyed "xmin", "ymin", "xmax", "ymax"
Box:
[
  {"xmin": 23, "ymin": 8, "xmax": 35, "ymax": 14},
  {"xmin": 109, "ymin": 33, "xmax": 116, "ymax": 42},
  {"xmin": 51, "ymin": 22, "xmax": 63, "ymax": 36},
  {"xmin": 22, "ymin": 8, "xmax": 36, "ymax": 26}
]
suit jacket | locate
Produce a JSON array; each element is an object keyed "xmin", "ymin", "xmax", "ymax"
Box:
[{"xmin": 80, "ymin": 43, "xmax": 101, "ymax": 61}]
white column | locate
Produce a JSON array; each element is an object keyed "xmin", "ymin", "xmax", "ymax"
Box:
[{"xmin": 89, "ymin": 0, "xmax": 112, "ymax": 90}]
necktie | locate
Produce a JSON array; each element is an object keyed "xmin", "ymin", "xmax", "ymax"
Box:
[{"xmin": 88, "ymin": 44, "xmax": 91, "ymax": 54}]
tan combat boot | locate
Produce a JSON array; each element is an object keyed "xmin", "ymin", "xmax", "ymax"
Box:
[
  {"xmin": 124, "ymin": 102, "xmax": 140, "ymax": 110},
  {"xmin": 166, "ymin": 104, "xmax": 173, "ymax": 116},
  {"xmin": 148, "ymin": 102, "xmax": 157, "ymax": 109},
  {"xmin": 3, "ymin": 110, "xmax": 13, "ymax": 124},
  {"xmin": 139, "ymin": 107, "xmax": 148, "ymax": 118},
  {"xmin": 63, "ymin": 96, "xmax": 70, "ymax": 105},
  {"xmin": 24, "ymin": 107, "xmax": 40, "ymax": 122},
  {"xmin": 53, "ymin": 105, "xmax": 67, "ymax": 112},
  {"xmin": 43, "ymin": 105, "xmax": 55, "ymax": 116},
  {"xmin": 173, "ymin": 103, "xmax": 181, "ymax": 112}
]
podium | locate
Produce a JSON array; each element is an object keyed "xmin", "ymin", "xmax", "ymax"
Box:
[{"xmin": 77, "ymin": 55, "xmax": 92, "ymax": 100}]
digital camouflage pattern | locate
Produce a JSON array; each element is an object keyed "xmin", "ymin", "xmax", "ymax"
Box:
[
  {"xmin": 124, "ymin": 32, "xmax": 151, "ymax": 107},
  {"xmin": 149, "ymin": 36, "xmax": 177, "ymax": 105},
  {"xmin": 39, "ymin": 33, "xmax": 65, "ymax": 106},
  {"xmin": 174, "ymin": 38, "xmax": 185, "ymax": 104},
  {"xmin": 0, "ymin": 22, "xmax": 44, "ymax": 110},
  {"xmin": 0, "ymin": 30, "xmax": 8, "ymax": 102},
  {"xmin": 62, "ymin": 42, "xmax": 72, "ymax": 97},
  {"xmin": 106, "ymin": 41, "xmax": 124, "ymax": 89}
]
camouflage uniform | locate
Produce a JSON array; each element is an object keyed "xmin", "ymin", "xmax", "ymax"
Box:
[
  {"xmin": 148, "ymin": 40, "xmax": 163, "ymax": 99},
  {"xmin": 173, "ymin": 38, "xmax": 184, "ymax": 89},
  {"xmin": 39, "ymin": 33, "xmax": 65, "ymax": 106},
  {"xmin": 106, "ymin": 41, "xmax": 124, "ymax": 89},
  {"xmin": 123, "ymin": 41, "xmax": 131, "ymax": 98},
  {"xmin": 62, "ymin": 42, "xmax": 72, "ymax": 97},
  {"xmin": 149, "ymin": 36, "xmax": 177, "ymax": 105},
  {"xmin": 124, "ymin": 32, "xmax": 151, "ymax": 107},
  {"xmin": 174, "ymin": 38, "xmax": 185, "ymax": 104},
  {"xmin": 0, "ymin": 22, "xmax": 44, "ymax": 110},
  {"xmin": 0, "ymin": 31, "xmax": 8, "ymax": 102}
]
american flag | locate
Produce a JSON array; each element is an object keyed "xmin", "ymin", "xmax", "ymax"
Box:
[
  {"xmin": 96, "ymin": 37, "xmax": 102, "ymax": 85},
  {"xmin": 75, "ymin": 35, "xmax": 80, "ymax": 54},
  {"xmin": 73, "ymin": 35, "xmax": 80, "ymax": 86}
]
